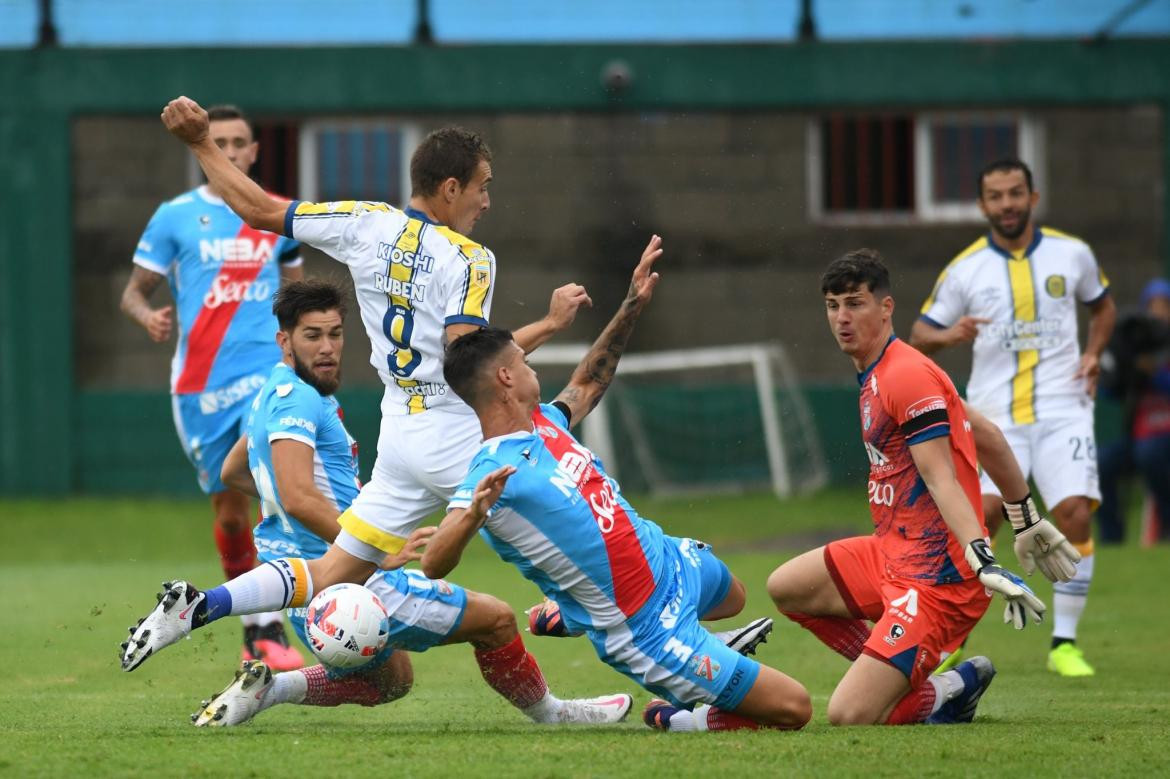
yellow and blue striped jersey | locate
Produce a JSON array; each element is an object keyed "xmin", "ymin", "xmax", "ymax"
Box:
[
  {"xmin": 920, "ymin": 227, "xmax": 1109, "ymax": 428},
  {"xmin": 285, "ymin": 201, "xmax": 495, "ymax": 416}
]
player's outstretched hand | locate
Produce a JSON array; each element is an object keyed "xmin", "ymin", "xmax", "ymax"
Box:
[
  {"xmin": 468, "ymin": 465, "xmax": 516, "ymax": 526},
  {"xmin": 161, "ymin": 96, "xmax": 210, "ymax": 146},
  {"xmin": 380, "ymin": 525, "xmax": 436, "ymax": 570},
  {"xmin": 965, "ymin": 539, "xmax": 1046, "ymax": 629},
  {"xmin": 545, "ymin": 284, "xmax": 592, "ymax": 332},
  {"xmin": 1002, "ymin": 494, "xmax": 1081, "ymax": 582},
  {"xmin": 945, "ymin": 315, "xmax": 990, "ymax": 346},
  {"xmin": 626, "ymin": 234, "xmax": 663, "ymax": 310}
]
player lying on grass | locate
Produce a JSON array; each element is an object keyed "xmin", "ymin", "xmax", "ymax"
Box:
[
  {"xmin": 420, "ymin": 273, "xmax": 813, "ymax": 733},
  {"xmin": 766, "ymin": 249, "xmax": 1077, "ymax": 726},
  {"xmin": 123, "ymin": 279, "xmax": 632, "ymax": 727}
]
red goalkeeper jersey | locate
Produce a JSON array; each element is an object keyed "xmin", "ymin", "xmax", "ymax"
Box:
[{"xmin": 858, "ymin": 337, "xmax": 985, "ymax": 584}]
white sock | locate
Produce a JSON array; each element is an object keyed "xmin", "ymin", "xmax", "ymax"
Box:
[
  {"xmin": 1052, "ymin": 553, "xmax": 1094, "ymax": 641},
  {"xmin": 927, "ymin": 672, "xmax": 964, "ymax": 714},
  {"xmin": 267, "ymin": 671, "xmax": 308, "ymax": 710},
  {"xmin": 661, "ymin": 704, "xmax": 710, "ymax": 732},
  {"xmin": 221, "ymin": 559, "xmax": 314, "ymax": 615},
  {"xmin": 520, "ymin": 693, "xmax": 564, "ymax": 723}
]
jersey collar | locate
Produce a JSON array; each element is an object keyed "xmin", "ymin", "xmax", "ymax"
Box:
[
  {"xmin": 987, "ymin": 225, "xmax": 1043, "ymax": 260},
  {"xmin": 196, "ymin": 185, "xmax": 226, "ymax": 206},
  {"xmin": 405, "ymin": 206, "xmax": 443, "ymax": 226},
  {"xmin": 857, "ymin": 335, "xmax": 897, "ymax": 386}
]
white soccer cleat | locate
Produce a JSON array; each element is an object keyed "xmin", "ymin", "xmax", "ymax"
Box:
[
  {"xmin": 191, "ymin": 660, "xmax": 274, "ymax": 727},
  {"xmin": 712, "ymin": 617, "xmax": 774, "ymax": 656},
  {"xmin": 554, "ymin": 694, "xmax": 633, "ymax": 725},
  {"xmin": 120, "ymin": 580, "xmax": 204, "ymax": 672}
]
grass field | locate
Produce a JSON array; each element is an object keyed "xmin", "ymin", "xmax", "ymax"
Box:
[{"xmin": 2, "ymin": 491, "xmax": 1168, "ymax": 778}]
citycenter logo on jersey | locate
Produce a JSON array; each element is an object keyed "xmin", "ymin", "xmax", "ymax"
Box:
[
  {"xmin": 199, "ymin": 237, "xmax": 276, "ymax": 266},
  {"xmin": 198, "ymin": 373, "xmax": 268, "ymax": 414},
  {"xmin": 986, "ymin": 318, "xmax": 1065, "ymax": 352}
]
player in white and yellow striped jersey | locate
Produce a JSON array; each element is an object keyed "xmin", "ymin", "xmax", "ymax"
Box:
[{"xmin": 911, "ymin": 159, "xmax": 1116, "ymax": 678}]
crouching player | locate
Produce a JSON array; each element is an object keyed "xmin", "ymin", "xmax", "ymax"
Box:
[
  {"xmin": 129, "ymin": 279, "xmax": 632, "ymax": 727},
  {"xmin": 766, "ymin": 250, "xmax": 1076, "ymax": 727},
  {"xmin": 421, "ymin": 248, "xmax": 813, "ymax": 733}
]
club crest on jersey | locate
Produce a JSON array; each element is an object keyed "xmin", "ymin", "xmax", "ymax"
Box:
[
  {"xmin": 688, "ymin": 653, "xmax": 721, "ymax": 682},
  {"xmin": 1045, "ymin": 274, "xmax": 1066, "ymax": 298},
  {"xmin": 863, "ymin": 401, "xmax": 873, "ymax": 431},
  {"xmin": 884, "ymin": 623, "xmax": 906, "ymax": 646},
  {"xmin": 536, "ymin": 425, "xmax": 559, "ymax": 440},
  {"xmin": 199, "ymin": 214, "xmax": 211, "ymax": 229}
]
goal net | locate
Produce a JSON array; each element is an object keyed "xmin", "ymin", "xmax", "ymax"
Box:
[{"xmin": 529, "ymin": 343, "xmax": 828, "ymax": 498}]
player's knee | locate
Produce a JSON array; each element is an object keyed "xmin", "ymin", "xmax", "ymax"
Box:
[
  {"xmin": 760, "ymin": 687, "xmax": 812, "ymax": 730},
  {"xmin": 467, "ymin": 593, "xmax": 519, "ymax": 649},
  {"xmin": 765, "ymin": 566, "xmax": 794, "ymax": 609},
  {"xmin": 825, "ymin": 695, "xmax": 879, "ymax": 726}
]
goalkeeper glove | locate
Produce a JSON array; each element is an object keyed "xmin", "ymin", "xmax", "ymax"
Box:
[
  {"xmin": 1002, "ymin": 494, "xmax": 1082, "ymax": 583},
  {"xmin": 965, "ymin": 538, "xmax": 1046, "ymax": 630}
]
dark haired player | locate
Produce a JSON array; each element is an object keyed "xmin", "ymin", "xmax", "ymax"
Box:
[
  {"xmin": 909, "ymin": 159, "xmax": 1114, "ymax": 677},
  {"xmin": 767, "ymin": 249, "xmax": 1054, "ymax": 726},
  {"xmin": 421, "ymin": 239, "xmax": 813, "ymax": 734}
]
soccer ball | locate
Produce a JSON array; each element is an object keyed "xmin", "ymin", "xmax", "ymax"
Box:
[{"xmin": 304, "ymin": 583, "xmax": 390, "ymax": 670}]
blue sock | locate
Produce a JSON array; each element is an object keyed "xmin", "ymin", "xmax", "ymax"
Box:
[{"xmin": 194, "ymin": 586, "xmax": 233, "ymax": 628}]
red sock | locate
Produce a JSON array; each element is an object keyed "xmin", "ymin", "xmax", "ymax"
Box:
[
  {"xmin": 782, "ymin": 612, "xmax": 870, "ymax": 660},
  {"xmin": 473, "ymin": 635, "xmax": 549, "ymax": 710},
  {"xmin": 301, "ymin": 665, "xmax": 384, "ymax": 707},
  {"xmin": 705, "ymin": 707, "xmax": 761, "ymax": 731},
  {"xmin": 214, "ymin": 523, "xmax": 257, "ymax": 580},
  {"xmin": 884, "ymin": 683, "xmax": 937, "ymax": 725}
]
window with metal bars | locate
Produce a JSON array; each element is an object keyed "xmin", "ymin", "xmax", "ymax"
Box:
[{"xmin": 809, "ymin": 112, "xmax": 1041, "ymax": 224}]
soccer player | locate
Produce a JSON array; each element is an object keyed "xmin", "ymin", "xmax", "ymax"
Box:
[
  {"xmin": 909, "ymin": 158, "xmax": 1116, "ymax": 677},
  {"xmin": 119, "ymin": 104, "xmax": 302, "ymax": 670},
  {"xmin": 123, "ymin": 97, "xmax": 629, "ymax": 725},
  {"xmin": 766, "ymin": 249, "xmax": 1048, "ymax": 726},
  {"xmin": 195, "ymin": 279, "xmax": 413, "ymax": 724},
  {"xmin": 190, "ymin": 279, "xmax": 627, "ymax": 726},
  {"xmin": 420, "ymin": 254, "xmax": 814, "ymax": 734}
]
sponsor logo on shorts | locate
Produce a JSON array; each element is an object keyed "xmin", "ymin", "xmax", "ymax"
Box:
[
  {"xmin": 689, "ymin": 653, "xmax": 721, "ymax": 682},
  {"xmin": 199, "ymin": 373, "xmax": 267, "ymax": 415},
  {"xmin": 889, "ymin": 588, "xmax": 918, "ymax": 622}
]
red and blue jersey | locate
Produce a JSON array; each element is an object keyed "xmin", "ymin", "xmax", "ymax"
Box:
[
  {"xmin": 133, "ymin": 186, "xmax": 302, "ymax": 395},
  {"xmin": 859, "ymin": 337, "xmax": 984, "ymax": 584},
  {"xmin": 448, "ymin": 403, "xmax": 667, "ymax": 632}
]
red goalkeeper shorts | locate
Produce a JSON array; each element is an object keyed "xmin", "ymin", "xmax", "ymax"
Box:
[{"xmin": 824, "ymin": 535, "xmax": 991, "ymax": 689}]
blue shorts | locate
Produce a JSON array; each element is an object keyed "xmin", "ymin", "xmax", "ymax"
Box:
[
  {"xmin": 172, "ymin": 388, "xmax": 255, "ymax": 494},
  {"xmin": 586, "ymin": 536, "xmax": 759, "ymax": 710},
  {"xmin": 287, "ymin": 567, "xmax": 468, "ymax": 679}
]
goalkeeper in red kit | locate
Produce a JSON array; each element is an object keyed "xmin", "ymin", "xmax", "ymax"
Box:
[{"xmin": 766, "ymin": 249, "xmax": 1080, "ymax": 726}]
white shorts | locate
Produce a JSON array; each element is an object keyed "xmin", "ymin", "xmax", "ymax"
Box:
[
  {"xmin": 979, "ymin": 414, "xmax": 1101, "ymax": 509},
  {"xmin": 336, "ymin": 406, "xmax": 483, "ymax": 561}
]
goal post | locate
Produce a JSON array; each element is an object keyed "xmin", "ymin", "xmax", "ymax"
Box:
[{"xmin": 529, "ymin": 342, "xmax": 829, "ymax": 499}]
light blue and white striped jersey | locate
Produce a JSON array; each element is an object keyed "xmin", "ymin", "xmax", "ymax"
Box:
[
  {"xmin": 247, "ymin": 362, "xmax": 360, "ymax": 560},
  {"xmin": 448, "ymin": 403, "xmax": 670, "ymax": 632}
]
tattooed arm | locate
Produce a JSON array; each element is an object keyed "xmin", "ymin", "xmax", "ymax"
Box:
[{"xmin": 552, "ymin": 235, "xmax": 663, "ymax": 427}]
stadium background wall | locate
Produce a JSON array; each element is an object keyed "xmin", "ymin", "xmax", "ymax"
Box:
[{"xmin": 0, "ymin": 41, "xmax": 1166, "ymax": 495}]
